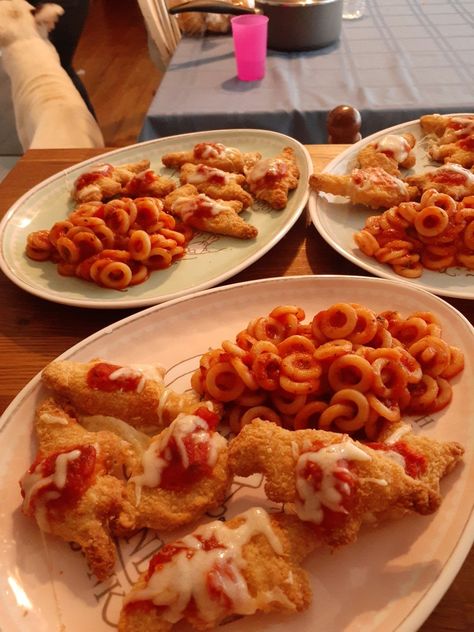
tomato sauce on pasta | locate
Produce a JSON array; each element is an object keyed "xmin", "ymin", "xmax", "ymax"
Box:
[{"xmin": 191, "ymin": 303, "xmax": 464, "ymax": 440}]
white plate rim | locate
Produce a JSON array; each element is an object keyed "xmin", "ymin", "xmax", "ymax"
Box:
[
  {"xmin": 308, "ymin": 114, "xmax": 474, "ymax": 300},
  {"xmin": 1, "ymin": 274, "xmax": 473, "ymax": 631},
  {"xmin": 0, "ymin": 129, "xmax": 313, "ymax": 309}
]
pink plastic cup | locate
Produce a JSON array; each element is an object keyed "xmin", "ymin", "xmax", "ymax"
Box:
[{"xmin": 231, "ymin": 15, "xmax": 269, "ymax": 81}]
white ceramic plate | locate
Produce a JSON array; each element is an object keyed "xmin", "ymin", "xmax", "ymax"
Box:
[
  {"xmin": 0, "ymin": 129, "xmax": 312, "ymax": 309},
  {"xmin": 308, "ymin": 114, "xmax": 474, "ymax": 300},
  {"xmin": 1, "ymin": 276, "xmax": 473, "ymax": 632}
]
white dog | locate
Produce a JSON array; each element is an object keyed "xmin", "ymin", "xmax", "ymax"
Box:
[{"xmin": 0, "ymin": 0, "xmax": 104, "ymax": 150}]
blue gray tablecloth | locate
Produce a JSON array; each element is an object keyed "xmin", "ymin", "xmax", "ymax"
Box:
[{"xmin": 139, "ymin": 0, "xmax": 474, "ymax": 144}]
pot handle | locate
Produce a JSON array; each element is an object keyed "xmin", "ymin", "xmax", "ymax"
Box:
[{"xmin": 169, "ymin": 1, "xmax": 255, "ymax": 16}]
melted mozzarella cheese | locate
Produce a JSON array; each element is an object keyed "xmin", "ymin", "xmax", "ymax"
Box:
[
  {"xmin": 247, "ymin": 158, "xmax": 286, "ymax": 184},
  {"xmin": 130, "ymin": 412, "xmax": 227, "ymax": 503},
  {"xmin": 40, "ymin": 413, "xmax": 69, "ymax": 426},
  {"xmin": 295, "ymin": 439, "xmax": 371, "ymax": 524},
  {"xmin": 187, "ymin": 166, "xmax": 229, "ymax": 185},
  {"xmin": 375, "ymin": 134, "xmax": 410, "ymax": 162},
  {"xmin": 171, "ymin": 194, "xmax": 229, "ymax": 222},
  {"xmin": 438, "ymin": 163, "xmax": 474, "ymax": 183},
  {"xmin": 108, "ymin": 363, "xmax": 165, "ymax": 393},
  {"xmin": 124, "ymin": 507, "xmax": 284, "ymax": 624}
]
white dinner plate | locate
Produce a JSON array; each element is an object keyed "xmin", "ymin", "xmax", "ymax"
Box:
[
  {"xmin": 0, "ymin": 129, "xmax": 312, "ymax": 309},
  {"xmin": 308, "ymin": 114, "xmax": 474, "ymax": 300},
  {"xmin": 1, "ymin": 275, "xmax": 473, "ymax": 632}
]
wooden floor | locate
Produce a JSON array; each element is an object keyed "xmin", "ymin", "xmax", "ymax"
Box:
[{"xmin": 74, "ymin": 0, "xmax": 163, "ymax": 147}]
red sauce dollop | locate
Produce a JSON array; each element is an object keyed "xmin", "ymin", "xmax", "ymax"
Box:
[
  {"xmin": 75, "ymin": 164, "xmax": 113, "ymax": 190},
  {"xmin": 87, "ymin": 362, "xmax": 141, "ymax": 392},
  {"xmin": 365, "ymin": 441, "xmax": 427, "ymax": 478}
]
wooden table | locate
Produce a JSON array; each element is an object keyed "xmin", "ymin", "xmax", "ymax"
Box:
[{"xmin": 0, "ymin": 146, "xmax": 472, "ymax": 631}]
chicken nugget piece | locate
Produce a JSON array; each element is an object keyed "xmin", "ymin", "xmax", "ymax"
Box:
[
  {"xmin": 162, "ymin": 141, "xmax": 259, "ymax": 173},
  {"xmin": 374, "ymin": 422, "xmax": 464, "ymax": 494},
  {"xmin": 405, "ymin": 164, "xmax": 474, "ymax": 200},
  {"xmin": 420, "ymin": 114, "xmax": 474, "ymax": 143},
  {"xmin": 164, "ymin": 185, "xmax": 258, "ymax": 240},
  {"xmin": 41, "ymin": 359, "xmax": 212, "ymax": 435},
  {"xmin": 428, "ymin": 134, "xmax": 474, "ymax": 169},
  {"xmin": 310, "ymin": 167, "xmax": 418, "ymax": 210},
  {"xmin": 122, "ymin": 169, "xmax": 177, "ymax": 198},
  {"xmin": 72, "ymin": 160, "xmax": 151, "ymax": 203},
  {"xmin": 245, "ymin": 147, "xmax": 300, "ymax": 210},
  {"xmin": 123, "ymin": 406, "xmax": 231, "ymax": 532},
  {"xmin": 228, "ymin": 419, "xmax": 441, "ymax": 547},
  {"xmin": 118, "ymin": 507, "xmax": 318, "ymax": 632},
  {"xmin": 357, "ymin": 133, "xmax": 417, "ymax": 176},
  {"xmin": 179, "ymin": 163, "xmax": 253, "ymax": 208},
  {"xmin": 19, "ymin": 398, "xmax": 136, "ymax": 581}
]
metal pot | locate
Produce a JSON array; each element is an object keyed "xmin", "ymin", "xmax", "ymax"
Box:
[{"xmin": 169, "ymin": 0, "xmax": 343, "ymax": 52}]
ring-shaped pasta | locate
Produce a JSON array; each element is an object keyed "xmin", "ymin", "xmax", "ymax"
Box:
[
  {"xmin": 318, "ymin": 303, "xmax": 358, "ymax": 339},
  {"xmin": 129, "ymin": 263, "xmax": 150, "ymax": 286},
  {"xmin": 313, "ymin": 339, "xmax": 352, "ymax": 361},
  {"xmin": 393, "ymin": 262, "xmax": 424, "ymax": 278},
  {"xmin": 240, "ymin": 407, "xmax": 282, "ymax": 428},
  {"xmin": 366, "ymin": 393, "xmax": 400, "ymax": 422},
  {"xmin": 330, "ymin": 389, "xmax": 370, "ymax": 432},
  {"xmin": 371, "ymin": 357, "xmax": 407, "ymax": 399},
  {"xmin": 327, "ymin": 354, "xmax": 374, "ymax": 392},
  {"xmin": 56, "ymin": 236, "xmax": 80, "ymax": 264},
  {"xmin": 73, "ymin": 230, "xmax": 104, "ymax": 259},
  {"xmin": 421, "ymin": 251, "xmax": 455, "ymax": 271},
  {"xmin": 236, "ymin": 389, "xmax": 267, "ymax": 407},
  {"xmin": 421, "ymin": 192, "xmax": 457, "ymax": 215},
  {"xmin": 252, "ymin": 352, "xmax": 281, "ymax": 391},
  {"xmin": 408, "ymin": 335, "xmax": 450, "ymax": 376},
  {"xmin": 430, "ymin": 377, "xmax": 452, "ymax": 412},
  {"xmin": 104, "ymin": 207, "xmax": 131, "ymax": 234},
  {"xmin": 389, "ymin": 316, "xmax": 428, "ymax": 346},
  {"xmin": 463, "ymin": 221, "xmax": 474, "ymax": 250},
  {"xmin": 293, "ymin": 400, "xmax": 328, "ymax": 430},
  {"xmin": 397, "ymin": 202, "xmax": 420, "ymax": 223},
  {"xmin": 99, "ymin": 261, "xmax": 132, "ymax": 289},
  {"xmin": 228, "ymin": 405, "xmax": 244, "ymax": 434},
  {"xmin": 407, "ymin": 375, "xmax": 439, "ymax": 412},
  {"xmin": 222, "ymin": 339, "xmax": 247, "ymax": 359},
  {"xmin": 134, "ymin": 197, "xmax": 163, "ymax": 232},
  {"xmin": 229, "ymin": 356, "xmax": 259, "ymax": 391},
  {"xmin": 146, "ymin": 246, "xmax": 173, "ymax": 270},
  {"xmin": 91, "ymin": 223, "xmax": 115, "ymax": 248},
  {"xmin": 26, "ymin": 231, "xmax": 52, "ymax": 261},
  {"xmin": 318, "ymin": 403, "xmax": 354, "ymax": 430},
  {"xmin": 270, "ymin": 305, "xmax": 305, "ymax": 322},
  {"xmin": 129, "ymin": 230, "xmax": 152, "ymax": 261},
  {"xmin": 277, "ymin": 335, "xmax": 316, "ymax": 357},
  {"xmin": 354, "ymin": 229, "xmax": 380, "ymax": 256},
  {"xmin": 161, "ymin": 228, "xmax": 185, "ymax": 245},
  {"xmin": 56, "ymin": 261, "xmax": 77, "ymax": 276},
  {"xmin": 270, "ymin": 391, "xmax": 307, "ymax": 416},
  {"xmin": 347, "ymin": 307, "xmax": 378, "ymax": 344},
  {"xmin": 236, "ymin": 330, "xmax": 257, "ymax": 351},
  {"xmin": 48, "ymin": 221, "xmax": 74, "ymax": 246},
  {"xmin": 69, "ymin": 213, "xmax": 105, "ymax": 228},
  {"xmin": 205, "ymin": 362, "xmax": 246, "ymax": 402},
  {"xmin": 456, "ymin": 251, "xmax": 474, "ymax": 269},
  {"xmin": 413, "ymin": 206, "xmax": 449, "ymax": 237},
  {"xmin": 279, "ymin": 374, "xmax": 319, "ymax": 395},
  {"xmin": 250, "ymin": 340, "xmax": 279, "ymax": 358},
  {"xmin": 441, "ymin": 345, "xmax": 465, "ymax": 379},
  {"xmin": 281, "ymin": 352, "xmax": 322, "ymax": 382},
  {"xmin": 252, "ymin": 317, "xmax": 286, "ymax": 343}
]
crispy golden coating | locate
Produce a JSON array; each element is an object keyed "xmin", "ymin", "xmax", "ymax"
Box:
[
  {"xmin": 428, "ymin": 135, "xmax": 474, "ymax": 169},
  {"xmin": 405, "ymin": 164, "xmax": 474, "ymax": 199},
  {"xmin": 357, "ymin": 132, "xmax": 417, "ymax": 176},
  {"xmin": 228, "ymin": 420, "xmax": 442, "ymax": 547},
  {"xmin": 162, "ymin": 141, "xmax": 260, "ymax": 173},
  {"xmin": 20, "ymin": 398, "xmax": 136, "ymax": 581},
  {"xmin": 118, "ymin": 509, "xmax": 317, "ymax": 632},
  {"xmin": 164, "ymin": 184, "xmax": 258, "ymax": 240},
  {"xmin": 123, "ymin": 417, "xmax": 231, "ymax": 532},
  {"xmin": 72, "ymin": 160, "xmax": 151, "ymax": 203},
  {"xmin": 179, "ymin": 162, "xmax": 253, "ymax": 208},
  {"xmin": 244, "ymin": 147, "xmax": 300, "ymax": 210},
  {"xmin": 309, "ymin": 167, "xmax": 418, "ymax": 210},
  {"xmin": 122, "ymin": 169, "xmax": 177, "ymax": 198},
  {"xmin": 420, "ymin": 114, "xmax": 474, "ymax": 142},
  {"xmin": 377, "ymin": 422, "xmax": 464, "ymax": 494},
  {"xmin": 41, "ymin": 359, "xmax": 207, "ymax": 434}
]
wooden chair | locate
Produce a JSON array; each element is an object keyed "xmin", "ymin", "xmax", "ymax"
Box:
[{"xmin": 137, "ymin": 0, "xmax": 182, "ymax": 73}]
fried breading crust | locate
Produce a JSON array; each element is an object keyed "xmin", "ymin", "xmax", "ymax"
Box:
[
  {"xmin": 405, "ymin": 165, "xmax": 474, "ymax": 199},
  {"xmin": 118, "ymin": 510, "xmax": 318, "ymax": 632},
  {"xmin": 162, "ymin": 143, "xmax": 259, "ymax": 173},
  {"xmin": 122, "ymin": 170, "xmax": 177, "ymax": 198},
  {"xmin": 179, "ymin": 162, "xmax": 253, "ymax": 208},
  {"xmin": 228, "ymin": 420, "xmax": 442, "ymax": 547},
  {"xmin": 41, "ymin": 359, "xmax": 167, "ymax": 434},
  {"xmin": 21, "ymin": 398, "xmax": 136, "ymax": 580},
  {"xmin": 309, "ymin": 167, "xmax": 418, "ymax": 210},
  {"xmin": 357, "ymin": 132, "xmax": 416, "ymax": 176},
  {"xmin": 164, "ymin": 184, "xmax": 258, "ymax": 240},
  {"xmin": 244, "ymin": 147, "xmax": 300, "ymax": 210},
  {"xmin": 124, "ymin": 435, "xmax": 231, "ymax": 532},
  {"xmin": 72, "ymin": 160, "xmax": 151, "ymax": 203}
]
